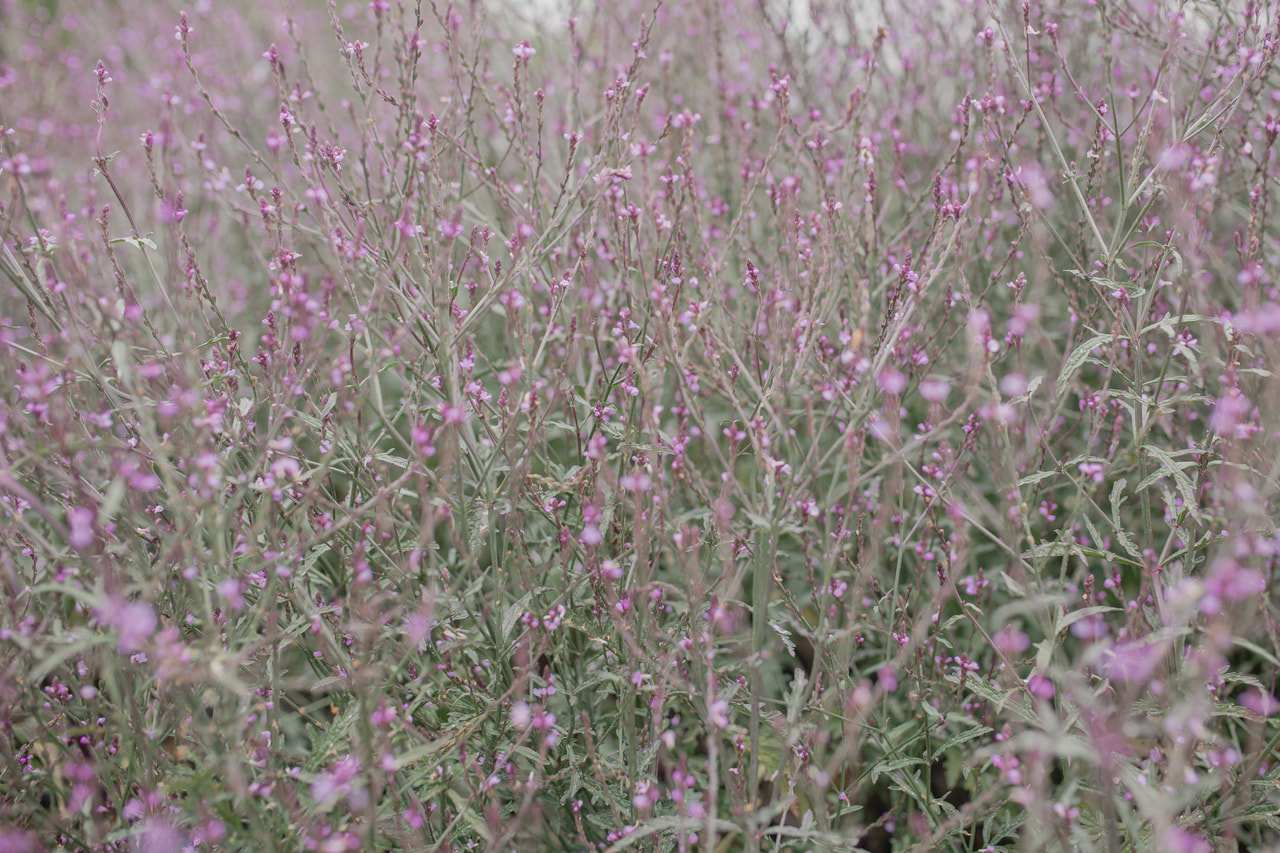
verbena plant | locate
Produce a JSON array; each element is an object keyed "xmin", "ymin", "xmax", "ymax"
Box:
[{"xmin": 1, "ymin": 0, "xmax": 1278, "ymax": 850}]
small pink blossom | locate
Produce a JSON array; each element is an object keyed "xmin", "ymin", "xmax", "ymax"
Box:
[
  {"xmin": 877, "ymin": 368, "xmax": 907, "ymax": 396},
  {"xmin": 709, "ymin": 699, "xmax": 730, "ymax": 729},
  {"xmin": 1160, "ymin": 827, "xmax": 1211, "ymax": 853},
  {"xmin": 1239, "ymin": 689, "xmax": 1279, "ymax": 716},
  {"xmin": 994, "ymin": 625, "xmax": 1030, "ymax": 656},
  {"xmin": 115, "ymin": 600, "xmax": 157, "ymax": 654},
  {"xmin": 1027, "ymin": 674, "xmax": 1055, "ymax": 699},
  {"xmin": 217, "ymin": 578, "xmax": 245, "ymax": 610},
  {"xmin": 919, "ymin": 379, "xmax": 951, "ymax": 402},
  {"xmin": 580, "ymin": 523, "xmax": 603, "ymax": 545},
  {"xmin": 66, "ymin": 506, "xmax": 95, "ymax": 549},
  {"xmin": 1000, "ymin": 373, "xmax": 1028, "ymax": 396}
]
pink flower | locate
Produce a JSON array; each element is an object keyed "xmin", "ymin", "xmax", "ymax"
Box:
[
  {"xmin": 877, "ymin": 369, "xmax": 907, "ymax": 396},
  {"xmin": 919, "ymin": 378, "xmax": 951, "ymax": 402},
  {"xmin": 1027, "ymin": 674, "xmax": 1055, "ymax": 699},
  {"xmin": 994, "ymin": 625, "xmax": 1030, "ymax": 656},
  {"xmin": 1161, "ymin": 827, "xmax": 1210, "ymax": 853},
  {"xmin": 580, "ymin": 523, "xmax": 603, "ymax": 545},
  {"xmin": 311, "ymin": 755, "xmax": 363, "ymax": 808},
  {"xmin": 0, "ymin": 829, "xmax": 44, "ymax": 853},
  {"xmin": 1099, "ymin": 639, "xmax": 1165, "ymax": 684},
  {"xmin": 439, "ymin": 403, "xmax": 468, "ymax": 424},
  {"xmin": 217, "ymin": 578, "xmax": 245, "ymax": 610},
  {"xmin": 1239, "ymin": 689, "xmax": 1279, "ymax": 716},
  {"xmin": 632, "ymin": 781, "xmax": 655, "ymax": 810},
  {"xmin": 66, "ymin": 506, "xmax": 95, "ymax": 549},
  {"xmin": 1000, "ymin": 373, "xmax": 1028, "ymax": 396},
  {"xmin": 95, "ymin": 598, "xmax": 158, "ymax": 655},
  {"xmin": 1202, "ymin": 557, "xmax": 1265, "ymax": 608},
  {"xmin": 1077, "ymin": 461, "xmax": 1106, "ymax": 483},
  {"xmin": 115, "ymin": 601, "xmax": 157, "ymax": 654}
]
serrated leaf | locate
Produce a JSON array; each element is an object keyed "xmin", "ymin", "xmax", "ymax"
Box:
[
  {"xmin": 604, "ymin": 816, "xmax": 739, "ymax": 852},
  {"xmin": 1017, "ymin": 470, "xmax": 1058, "ymax": 487},
  {"xmin": 786, "ymin": 668, "xmax": 808, "ymax": 724},
  {"xmin": 1221, "ymin": 671, "xmax": 1265, "ymax": 690},
  {"xmin": 946, "ymin": 672, "xmax": 1036, "ymax": 723},
  {"xmin": 771, "ymin": 621, "xmax": 796, "ymax": 657},
  {"xmin": 1055, "ymin": 605, "xmax": 1120, "ymax": 637},
  {"xmin": 1140, "ymin": 445, "xmax": 1200, "ymax": 516},
  {"xmin": 501, "ymin": 590, "xmax": 535, "ymax": 644},
  {"xmin": 931, "ymin": 725, "xmax": 994, "ymax": 759},
  {"xmin": 1082, "ymin": 515, "xmax": 1106, "ymax": 556},
  {"xmin": 110, "ymin": 235, "xmax": 158, "ymax": 251},
  {"xmin": 1035, "ymin": 637, "xmax": 1054, "ymax": 673},
  {"xmin": 1000, "ymin": 570, "xmax": 1027, "ymax": 597},
  {"xmin": 1057, "ymin": 333, "xmax": 1113, "ymax": 391},
  {"xmin": 304, "ymin": 703, "xmax": 360, "ymax": 772},
  {"xmin": 869, "ymin": 755, "xmax": 926, "ymax": 783},
  {"xmin": 1139, "ymin": 313, "xmax": 1219, "ymax": 337},
  {"xmin": 1022, "ymin": 540, "xmax": 1141, "ymax": 568},
  {"xmin": 1108, "ymin": 479, "xmax": 1142, "ymax": 558}
]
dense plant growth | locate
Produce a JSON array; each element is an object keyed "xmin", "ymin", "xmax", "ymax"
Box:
[{"xmin": 1, "ymin": 0, "xmax": 1279, "ymax": 850}]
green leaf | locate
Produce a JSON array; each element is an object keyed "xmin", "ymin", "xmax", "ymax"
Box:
[
  {"xmin": 1139, "ymin": 445, "xmax": 1200, "ymax": 516},
  {"xmin": 999, "ymin": 570, "xmax": 1027, "ymax": 597},
  {"xmin": 946, "ymin": 672, "xmax": 1036, "ymax": 723},
  {"xmin": 304, "ymin": 703, "xmax": 360, "ymax": 772},
  {"xmin": 786, "ymin": 668, "xmax": 808, "ymax": 724},
  {"xmin": 1022, "ymin": 540, "xmax": 1142, "ymax": 568},
  {"xmin": 869, "ymin": 755, "xmax": 927, "ymax": 784},
  {"xmin": 931, "ymin": 725, "xmax": 994, "ymax": 759},
  {"xmin": 771, "ymin": 620, "xmax": 796, "ymax": 658},
  {"xmin": 1056, "ymin": 334, "xmax": 1113, "ymax": 391},
  {"xmin": 1055, "ymin": 605, "xmax": 1120, "ymax": 637},
  {"xmin": 604, "ymin": 816, "xmax": 739, "ymax": 852},
  {"xmin": 30, "ymin": 634, "xmax": 111, "ymax": 685},
  {"xmin": 1140, "ymin": 312, "xmax": 1218, "ymax": 338},
  {"xmin": 1230, "ymin": 637, "xmax": 1280, "ymax": 668},
  {"xmin": 500, "ymin": 590, "xmax": 535, "ymax": 645},
  {"xmin": 1017, "ymin": 470, "xmax": 1059, "ymax": 488},
  {"xmin": 110, "ymin": 235, "xmax": 159, "ymax": 251},
  {"xmin": 1108, "ymin": 478, "xmax": 1142, "ymax": 558}
]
